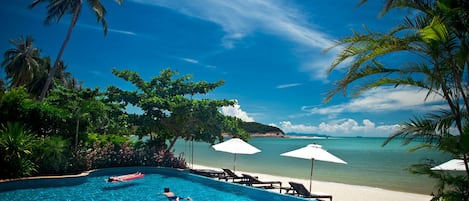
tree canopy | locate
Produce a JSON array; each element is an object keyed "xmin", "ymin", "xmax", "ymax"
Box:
[{"xmin": 106, "ymin": 68, "xmax": 248, "ymax": 151}]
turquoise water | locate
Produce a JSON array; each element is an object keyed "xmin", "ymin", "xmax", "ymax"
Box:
[
  {"xmin": 0, "ymin": 173, "xmax": 257, "ymax": 201},
  {"xmin": 173, "ymin": 137, "xmax": 451, "ymax": 194}
]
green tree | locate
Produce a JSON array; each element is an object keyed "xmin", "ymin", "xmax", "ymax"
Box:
[
  {"xmin": 1, "ymin": 35, "xmax": 42, "ymax": 89},
  {"xmin": 46, "ymin": 86, "xmax": 110, "ymax": 150},
  {"xmin": 0, "ymin": 122, "xmax": 38, "ymax": 178},
  {"xmin": 107, "ymin": 68, "xmax": 246, "ymax": 152},
  {"xmin": 325, "ymin": 0, "xmax": 468, "ymax": 200},
  {"xmin": 1, "ymin": 36, "xmax": 79, "ymax": 98},
  {"xmin": 0, "ymin": 87, "xmax": 68, "ymax": 137},
  {"xmin": 29, "ymin": 0, "xmax": 123, "ymax": 100}
]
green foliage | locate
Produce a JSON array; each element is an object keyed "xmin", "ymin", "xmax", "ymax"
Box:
[
  {"xmin": 1, "ymin": 35, "xmax": 42, "ymax": 89},
  {"xmin": 0, "ymin": 122, "xmax": 38, "ymax": 178},
  {"xmin": 80, "ymin": 140, "xmax": 186, "ymax": 169},
  {"xmin": 406, "ymin": 163, "xmax": 469, "ymax": 201},
  {"xmin": 0, "ymin": 87, "xmax": 69, "ymax": 137},
  {"xmin": 419, "ymin": 17, "xmax": 449, "ymax": 44},
  {"xmin": 34, "ymin": 135, "xmax": 70, "ymax": 174},
  {"xmin": 106, "ymin": 68, "xmax": 245, "ymax": 151},
  {"xmin": 85, "ymin": 133, "xmax": 129, "ymax": 148}
]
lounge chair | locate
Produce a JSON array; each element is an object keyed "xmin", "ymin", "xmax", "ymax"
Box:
[
  {"xmin": 238, "ymin": 174, "xmax": 282, "ymax": 191},
  {"xmin": 190, "ymin": 169, "xmax": 225, "ymax": 178},
  {"xmin": 220, "ymin": 168, "xmax": 246, "ymax": 182},
  {"xmin": 286, "ymin": 182, "xmax": 332, "ymax": 201}
]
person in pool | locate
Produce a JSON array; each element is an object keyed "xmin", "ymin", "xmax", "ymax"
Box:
[
  {"xmin": 163, "ymin": 187, "xmax": 193, "ymax": 201},
  {"xmin": 107, "ymin": 176, "xmax": 122, "ymax": 182}
]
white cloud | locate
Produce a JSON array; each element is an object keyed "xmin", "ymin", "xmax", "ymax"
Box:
[
  {"xmin": 276, "ymin": 83, "xmax": 302, "ymax": 89},
  {"xmin": 180, "ymin": 57, "xmax": 199, "ymax": 64},
  {"xmin": 130, "ymin": 0, "xmax": 337, "ymax": 81},
  {"xmin": 177, "ymin": 57, "xmax": 217, "ymax": 69},
  {"xmin": 221, "ymin": 103, "xmax": 255, "ymax": 122},
  {"xmin": 304, "ymin": 86, "xmax": 446, "ymax": 115},
  {"xmin": 78, "ymin": 23, "xmax": 137, "ymax": 36},
  {"xmin": 276, "ymin": 119, "xmax": 400, "ymax": 137},
  {"xmin": 108, "ymin": 28, "xmax": 138, "ymax": 36}
]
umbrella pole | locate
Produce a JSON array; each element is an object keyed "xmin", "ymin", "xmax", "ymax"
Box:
[
  {"xmin": 234, "ymin": 153, "xmax": 237, "ymax": 172},
  {"xmin": 309, "ymin": 159, "xmax": 314, "ymax": 193},
  {"xmin": 191, "ymin": 138, "xmax": 194, "ymax": 169}
]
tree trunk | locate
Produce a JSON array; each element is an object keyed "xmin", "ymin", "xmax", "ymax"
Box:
[
  {"xmin": 75, "ymin": 117, "xmax": 80, "ymax": 150},
  {"xmin": 39, "ymin": 1, "xmax": 82, "ymax": 100},
  {"xmin": 166, "ymin": 135, "xmax": 179, "ymax": 153}
]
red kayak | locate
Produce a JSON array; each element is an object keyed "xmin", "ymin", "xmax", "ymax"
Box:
[{"xmin": 107, "ymin": 172, "xmax": 145, "ymax": 182}]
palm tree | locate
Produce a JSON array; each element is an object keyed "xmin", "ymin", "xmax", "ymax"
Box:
[
  {"xmin": 24, "ymin": 56, "xmax": 50, "ymax": 98},
  {"xmin": 28, "ymin": 56, "xmax": 83, "ymax": 97},
  {"xmin": 325, "ymin": 0, "xmax": 468, "ymax": 199},
  {"xmin": 1, "ymin": 35, "xmax": 42, "ymax": 89},
  {"xmin": 53, "ymin": 61, "xmax": 83, "ymax": 90},
  {"xmin": 29, "ymin": 0, "xmax": 123, "ymax": 100},
  {"xmin": 0, "ymin": 78, "xmax": 5, "ymax": 97}
]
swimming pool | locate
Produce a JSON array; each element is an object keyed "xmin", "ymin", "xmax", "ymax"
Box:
[{"xmin": 0, "ymin": 167, "xmax": 308, "ymax": 201}]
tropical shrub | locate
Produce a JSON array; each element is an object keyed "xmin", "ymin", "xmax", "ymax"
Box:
[
  {"xmin": 34, "ymin": 135, "xmax": 70, "ymax": 174},
  {"xmin": 0, "ymin": 122, "xmax": 38, "ymax": 179},
  {"xmin": 85, "ymin": 133, "xmax": 129, "ymax": 148},
  {"xmin": 0, "ymin": 87, "xmax": 69, "ymax": 138},
  {"xmin": 81, "ymin": 140, "xmax": 186, "ymax": 170}
]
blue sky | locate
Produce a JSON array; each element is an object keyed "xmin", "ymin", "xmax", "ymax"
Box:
[{"xmin": 1, "ymin": 0, "xmax": 445, "ymax": 137}]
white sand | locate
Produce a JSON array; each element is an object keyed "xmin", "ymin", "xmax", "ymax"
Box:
[{"xmin": 192, "ymin": 164, "xmax": 432, "ymax": 201}]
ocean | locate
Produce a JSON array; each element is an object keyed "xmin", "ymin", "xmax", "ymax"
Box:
[{"xmin": 172, "ymin": 137, "xmax": 452, "ymax": 194}]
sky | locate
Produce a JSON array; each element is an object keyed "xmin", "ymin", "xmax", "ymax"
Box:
[{"xmin": 1, "ymin": 0, "xmax": 446, "ymax": 137}]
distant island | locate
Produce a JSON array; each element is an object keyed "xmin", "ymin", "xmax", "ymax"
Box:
[
  {"xmin": 237, "ymin": 122, "xmax": 335, "ymax": 138},
  {"xmin": 238, "ymin": 122, "xmax": 286, "ymax": 137}
]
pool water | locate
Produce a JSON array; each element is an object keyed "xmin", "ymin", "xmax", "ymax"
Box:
[
  {"xmin": 0, "ymin": 174, "xmax": 256, "ymax": 201},
  {"xmin": 0, "ymin": 168, "xmax": 306, "ymax": 201}
]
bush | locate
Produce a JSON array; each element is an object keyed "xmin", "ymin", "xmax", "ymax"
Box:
[
  {"xmin": 0, "ymin": 122, "xmax": 38, "ymax": 179},
  {"xmin": 34, "ymin": 135, "xmax": 71, "ymax": 175},
  {"xmin": 81, "ymin": 140, "xmax": 187, "ymax": 170}
]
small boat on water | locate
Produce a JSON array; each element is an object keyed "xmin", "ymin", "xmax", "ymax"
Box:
[{"xmin": 107, "ymin": 172, "xmax": 145, "ymax": 182}]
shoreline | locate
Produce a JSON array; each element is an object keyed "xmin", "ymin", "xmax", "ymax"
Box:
[{"xmin": 192, "ymin": 164, "xmax": 433, "ymax": 201}]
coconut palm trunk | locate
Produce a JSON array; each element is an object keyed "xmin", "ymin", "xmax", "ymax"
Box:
[{"xmin": 39, "ymin": 0, "xmax": 82, "ymax": 101}]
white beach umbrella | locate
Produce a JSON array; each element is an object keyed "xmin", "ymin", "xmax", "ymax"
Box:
[
  {"xmin": 431, "ymin": 159, "xmax": 468, "ymax": 171},
  {"xmin": 281, "ymin": 144, "xmax": 347, "ymax": 192},
  {"xmin": 212, "ymin": 138, "xmax": 261, "ymax": 172}
]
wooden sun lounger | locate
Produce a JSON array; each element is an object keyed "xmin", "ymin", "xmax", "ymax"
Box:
[
  {"xmin": 238, "ymin": 174, "xmax": 282, "ymax": 192},
  {"xmin": 190, "ymin": 169, "xmax": 225, "ymax": 178},
  {"xmin": 220, "ymin": 168, "xmax": 246, "ymax": 182},
  {"xmin": 286, "ymin": 182, "xmax": 332, "ymax": 201}
]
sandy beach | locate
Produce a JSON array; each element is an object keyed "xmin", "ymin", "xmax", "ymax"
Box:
[{"xmin": 192, "ymin": 164, "xmax": 432, "ymax": 201}]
